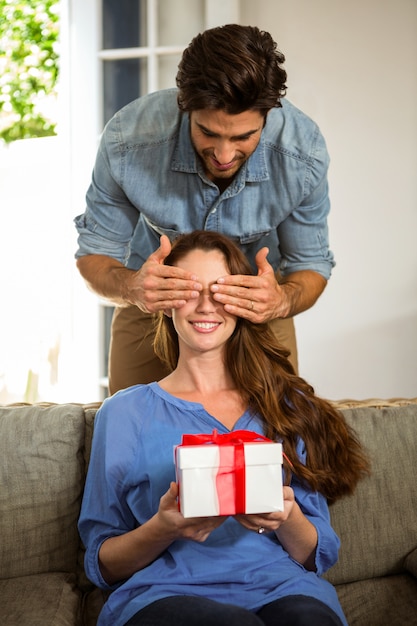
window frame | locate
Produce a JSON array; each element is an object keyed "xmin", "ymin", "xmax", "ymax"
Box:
[{"xmin": 68, "ymin": 0, "xmax": 240, "ymax": 398}]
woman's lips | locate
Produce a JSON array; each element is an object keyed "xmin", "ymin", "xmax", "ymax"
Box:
[{"xmin": 191, "ymin": 321, "xmax": 221, "ymax": 332}]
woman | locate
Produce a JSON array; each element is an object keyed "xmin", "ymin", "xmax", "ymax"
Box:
[{"xmin": 79, "ymin": 231, "xmax": 370, "ymax": 626}]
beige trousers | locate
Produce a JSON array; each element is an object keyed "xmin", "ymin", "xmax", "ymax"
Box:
[{"xmin": 108, "ymin": 306, "xmax": 298, "ymax": 395}]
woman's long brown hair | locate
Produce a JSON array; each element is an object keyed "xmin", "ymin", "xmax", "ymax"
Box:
[{"xmin": 154, "ymin": 231, "xmax": 370, "ymax": 503}]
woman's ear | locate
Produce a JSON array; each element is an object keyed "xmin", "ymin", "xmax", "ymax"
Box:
[{"xmin": 163, "ymin": 308, "xmax": 173, "ymax": 318}]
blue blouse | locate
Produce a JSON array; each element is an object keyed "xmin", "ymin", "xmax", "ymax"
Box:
[{"xmin": 78, "ymin": 383, "xmax": 347, "ymax": 626}]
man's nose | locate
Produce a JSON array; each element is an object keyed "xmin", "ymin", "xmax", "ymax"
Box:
[{"xmin": 213, "ymin": 141, "xmax": 235, "ymax": 164}]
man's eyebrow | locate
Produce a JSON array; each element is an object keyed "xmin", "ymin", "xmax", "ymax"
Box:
[{"xmin": 195, "ymin": 121, "xmax": 261, "ymax": 140}]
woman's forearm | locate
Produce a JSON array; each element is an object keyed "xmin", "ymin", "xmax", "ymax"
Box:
[
  {"xmin": 98, "ymin": 514, "xmax": 177, "ymax": 585},
  {"xmin": 275, "ymin": 501, "xmax": 318, "ymax": 571}
]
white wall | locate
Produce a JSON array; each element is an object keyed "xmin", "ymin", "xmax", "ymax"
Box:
[
  {"xmin": 241, "ymin": 0, "xmax": 417, "ymax": 399},
  {"xmin": 3, "ymin": 1, "xmax": 414, "ymax": 404}
]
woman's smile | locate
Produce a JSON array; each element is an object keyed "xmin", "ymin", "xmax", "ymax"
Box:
[{"xmin": 191, "ymin": 321, "xmax": 221, "ymax": 332}]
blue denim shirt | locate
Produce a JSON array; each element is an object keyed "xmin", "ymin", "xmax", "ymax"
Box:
[{"xmin": 74, "ymin": 89, "xmax": 335, "ymax": 278}]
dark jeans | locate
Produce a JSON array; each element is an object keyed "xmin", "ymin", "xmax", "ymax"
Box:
[{"xmin": 124, "ymin": 594, "xmax": 344, "ymax": 626}]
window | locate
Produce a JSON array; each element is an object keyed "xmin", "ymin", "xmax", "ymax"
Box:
[{"xmin": 69, "ymin": 0, "xmax": 240, "ymax": 399}]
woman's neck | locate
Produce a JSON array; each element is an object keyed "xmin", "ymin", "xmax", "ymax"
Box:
[
  {"xmin": 159, "ymin": 355, "xmax": 247, "ymax": 430},
  {"xmin": 161, "ymin": 352, "xmax": 232, "ymax": 393}
]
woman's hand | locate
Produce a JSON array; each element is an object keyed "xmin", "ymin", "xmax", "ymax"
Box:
[
  {"xmin": 158, "ymin": 482, "xmax": 227, "ymax": 543},
  {"xmin": 234, "ymin": 485, "xmax": 296, "ymax": 533},
  {"xmin": 234, "ymin": 486, "xmax": 318, "ymax": 570}
]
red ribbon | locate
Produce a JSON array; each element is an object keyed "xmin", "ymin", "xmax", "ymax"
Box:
[
  {"xmin": 180, "ymin": 430, "xmax": 273, "ymax": 515},
  {"xmin": 180, "ymin": 429, "xmax": 272, "ymax": 447}
]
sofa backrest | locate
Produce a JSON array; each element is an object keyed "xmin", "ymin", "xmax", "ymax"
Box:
[
  {"xmin": 1, "ymin": 398, "xmax": 416, "ymax": 591},
  {"xmin": 326, "ymin": 400, "xmax": 417, "ymax": 585},
  {"xmin": 0, "ymin": 403, "xmax": 86, "ymax": 579},
  {"xmin": 80, "ymin": 398, "xmax": 417, "ymax": 587}
]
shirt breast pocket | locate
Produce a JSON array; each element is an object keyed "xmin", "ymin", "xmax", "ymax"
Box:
[{"xmin": 238, "ymin": 230, "xmax": 273, "ymax": 245}]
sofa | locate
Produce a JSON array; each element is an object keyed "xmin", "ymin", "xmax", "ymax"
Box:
[{"xmin": 1, "ymin": 397, "xmax": 416, "ymax": 626}]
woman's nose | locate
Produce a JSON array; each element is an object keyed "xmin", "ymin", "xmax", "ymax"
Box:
[{"xmin": 196, "ymin": 289, "xmax": 217, "ymax": 311}]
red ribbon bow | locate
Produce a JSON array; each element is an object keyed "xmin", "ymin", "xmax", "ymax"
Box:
[{"xmin": 179, "ymin": 430, "xmax": 274, "ymax": 515}]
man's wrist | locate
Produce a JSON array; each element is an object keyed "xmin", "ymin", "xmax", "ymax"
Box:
[
  {"xmin": 109, "ymin": 266, "xmax": 138, "ymax": 306},
  {"xmin": 275, "ymin": 281, "xmax": 298, "ymax": 318},
  {"xmin": 277, "ymin": 270, "xmax": 327, "ymax": 318}
]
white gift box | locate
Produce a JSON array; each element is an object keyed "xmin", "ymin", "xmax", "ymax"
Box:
[{"xmin": 175, "ymin": 431, "xmax": 283, "ymax": 518}]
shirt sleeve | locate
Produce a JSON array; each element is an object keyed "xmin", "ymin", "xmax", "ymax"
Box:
[
  {"xmin": 78, "ymin": 398, "xmax": 140, "ymax": 590},
  {"xmin": 291, "ymin": 439, "xmax": 340, "ymax": 575},
  {"xmin": 74, "ymin": 120, "xmax": 140, "ymax": 263},
  {"xmin": 277, "ymin": 128, "xmax": 335, "ymax": 280}
]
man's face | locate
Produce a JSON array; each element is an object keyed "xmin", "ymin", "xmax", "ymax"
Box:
[{"xmin": 190, "ymin": 109, "xmax": 264, "ymax": 184}]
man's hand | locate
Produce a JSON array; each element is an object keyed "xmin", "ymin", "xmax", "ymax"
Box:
[
  {"xmin": 76, "ymin": 235, "xmax": 202, "ymax": 313},
  {"xmin": 124, "ymin": 235, "xmax": 202, "ymax": 313},
  {"xmin": 210, "ymin": 247, "xmax": 327, "ymax": 322}
]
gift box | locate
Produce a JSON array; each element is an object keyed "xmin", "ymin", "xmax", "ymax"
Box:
[{"xmin": 175, "ymin": 430, "xmax": 283, "ymax": 518}]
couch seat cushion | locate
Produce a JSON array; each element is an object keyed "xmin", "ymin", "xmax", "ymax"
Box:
[
  {"xmin": 0, "ymin": 572, "xmax": 81, "ymax": 625},
  {"xmin": 336, "ymin": 574, "xmax": 417, "ymax": 626},
  {"xmin": 81, "ymin": 587, "xmax": 109, "ymax": 626},
  {"xmin": 405, "ymin": 547, "xmax": 417, "ymax": 578}
]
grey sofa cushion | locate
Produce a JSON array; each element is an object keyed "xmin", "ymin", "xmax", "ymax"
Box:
[
  {"xmin": 405, "ymin": 547, "xmax": 417, "ymax": 578},
  {"xmin": 336, "ymin": 574, "xmax": 417, "ymax": 626},
  {"xmin": 0, "ymin": 572, "xmax": 81, "ymax": 625},
  {"xmin": 0, "ymin": 404, "xmax": 85, "ymax": 578},
  {"xmin": 326, "ymin": 404, "xmax": 417, "ymax": 585}
]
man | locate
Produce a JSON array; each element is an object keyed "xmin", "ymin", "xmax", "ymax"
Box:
[{"xmin": 74, "ymin": 24, "xmax": 334, "ymax": 394}]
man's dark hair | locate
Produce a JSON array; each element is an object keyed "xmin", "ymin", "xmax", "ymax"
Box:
[{"xmin": 176, "ymin": 24, "xmax": 287, "ymax": 115}]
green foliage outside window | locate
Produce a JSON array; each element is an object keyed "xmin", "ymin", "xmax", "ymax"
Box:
[{"xmin": 0, "ymin": 0, "xmax": 60, "ymax": 143}]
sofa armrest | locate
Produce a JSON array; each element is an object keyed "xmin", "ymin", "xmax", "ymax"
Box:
[{"xmin": 405, "ymin": 547, "xmax": 417, "ymax": 578}]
